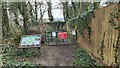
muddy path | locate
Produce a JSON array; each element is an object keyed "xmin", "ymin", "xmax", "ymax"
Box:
[{"xmin": 36, "ymin": 45, "xmax": 75, "ymax": 66}]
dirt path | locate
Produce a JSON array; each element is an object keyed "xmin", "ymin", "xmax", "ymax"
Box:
[{"xmin": 36, "ymin": 45, "xmax": 75, "ymax": 66}]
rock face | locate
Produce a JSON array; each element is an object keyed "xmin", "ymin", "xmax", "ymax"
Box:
[{"xmin": 70, "ymin": 4, "xmax": 120, "ymax": 66}]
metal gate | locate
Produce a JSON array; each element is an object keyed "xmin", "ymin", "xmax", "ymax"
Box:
[{"xmin": 43, "ymin": 31, "xmax": 77, "ymax": 46}]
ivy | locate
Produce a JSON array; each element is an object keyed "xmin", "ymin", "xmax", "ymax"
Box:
[
  {"xmin": 2, "ymin": 61, "xmax": 41, "ymax": 68},
  {"xmin": 109, "ymin": 10, "xmax": 120, "ymax": 66},
  {"xmin": 67, "ymin": 32, "xmax": 73, "ymax": 41},
  {"xmin": 88, "ymin": 26, "xmax": 92, "ymax": 39},
  {"xmin": 68, "ymin": 10, "xmax": 94, "ymax": 36},
  {"xmin": 73, "ymin": 45, "xmax": 97, "ymax": 66},
  {"xmin": 109, "ymin": 11, "xmax": 119, "ymax": 28},
  {"xmin": 97, "ymin": 32, "xmax": 105, "ymax": 60},
  {"xmin": 114, "ymin": 31, "xmax": 120, "ymax": 66},
  {"xmin": 2, "ymin": 45, "xmax": 41, "ymax": 67}
]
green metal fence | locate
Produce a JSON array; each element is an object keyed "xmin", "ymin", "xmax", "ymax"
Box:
[{"xmin": 43, "ymin": 31, "xmax": 77, "ymax": 46}]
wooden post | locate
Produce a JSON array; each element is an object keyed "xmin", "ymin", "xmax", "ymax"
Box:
[{"xmin": 66, "ymin": 21, "xmax": 69, "ymax": 31}]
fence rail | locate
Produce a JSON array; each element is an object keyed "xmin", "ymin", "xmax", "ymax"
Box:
[{"xmin": 43, "ymin": 31, "xmax": 77, "ymax": 46}]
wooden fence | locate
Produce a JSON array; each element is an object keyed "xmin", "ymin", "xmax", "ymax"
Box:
[{"xmin": 68, "ymin": 3, "xmax": 120, "ymax": 66}]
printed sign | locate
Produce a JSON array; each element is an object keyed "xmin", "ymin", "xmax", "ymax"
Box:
[
  {"xmin": 58, "ymin": 32, "xmax": 67, "ymax": 39},
  {"xmin": 52, "ymin": 32, "xmax": 56, "ymax": 37},
  {"xmin": 19, "ymin": 35, "xmax": 41, "ymax": 48},
  {"xmin": 72, "ymin": 31, "xmax": 76, "ymax": 35}
]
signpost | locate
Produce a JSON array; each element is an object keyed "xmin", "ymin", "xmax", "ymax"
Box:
[
  {"xmin": 72, "ymin": 31, "xmax": 76, "ymax": 35},
  {"xmin": 52, "ymin": 32, "xmax": 56, "ymax": 37},
  {"xmin": 19, "ymin": 34, "xmax": 41, "ymax": 48}
]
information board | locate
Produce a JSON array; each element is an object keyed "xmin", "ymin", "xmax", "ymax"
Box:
[
  {"xmin": 58, "ymin": 32, "xmax": 67, "ymax": 39},
  {"xmin": 19, "ymin": 34, "xmax": 41, "ymax": 48}
]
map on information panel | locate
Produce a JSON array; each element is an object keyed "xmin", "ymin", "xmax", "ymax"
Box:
[{"xmin": 19, "ymin": 35, "xmax": 41, "ymax": 48}]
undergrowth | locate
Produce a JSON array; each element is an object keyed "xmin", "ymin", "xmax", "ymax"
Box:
[
  {"xmin": 68, "ymin": 10, "xmax": 94, "ymax": 35},
  {"xmin": 73, "ymin": 45, "xmax": 97, "ymax": 67},
  {"xmin": 2, "ymin": 44, "xmax": 41, "ymax": 67}
]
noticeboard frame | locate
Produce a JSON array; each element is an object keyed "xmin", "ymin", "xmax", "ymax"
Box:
[{"xmin": 19, "ymin": 34, "xmax": 42, "ymax": 48}]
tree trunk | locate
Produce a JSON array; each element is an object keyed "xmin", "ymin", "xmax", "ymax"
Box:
[
  {"xmin": 35, "ymin": 1, "xmax": 38, "ymax": 24},
  {"xmin": 0, "ymin": 2, "xmax": 2, "ymax": 43},
  {"xmin": 9, "ymin": 3, "xmax": 20, "ymax": 26},
  {"xmin": 47, "ymin": 2, "xmax": 54, "ymax": 22},
  {"xmin": 28, "ymin": 2, "xmax": 35, "ymax": 26},
  {"xmin": 61, "ymin": 2, "xmax": 70, "ymax": 31},
  {"xmin": 62, "ymin": 2, "xmax": 69, "ymax": 21},
  {"xmin": 39, "ymin": 2, "xmax": 47, "ymax": 23},
  {"xmin": 2, "ymin": 2, "xmax": 9, "ymax": 38},
  {"xmin": 22, "ymin": 2, "xmax": 29, "ymax": 34},
  {"xmin": 13, "ymin": 10, "xmax": 19, "ymax": 26},
  {"xmin": 0, "ymin": 2, "xmax": 3, "ymax": 67},
  {"xmin": 93, "ymin": 2, "xmax": 100, "ymax": 9},
  {"xmin": 40, "ymin": 11, "xmax": 43, "ymax": 23},
  {"xmin": 71, "ymin": 2, "xmax": 81, "ymax": 17},
  {"xmin": 82, "ymin": 2, "xmax": 91, "ymax": 12},
  {"xmin": 39, "ymin": 3, "xmax": 43, "ymax": 23}
]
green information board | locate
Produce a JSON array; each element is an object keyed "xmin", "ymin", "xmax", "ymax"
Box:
[{"xmin": 19, "ymin": 34, "xmax": 41, "ymax": 48}]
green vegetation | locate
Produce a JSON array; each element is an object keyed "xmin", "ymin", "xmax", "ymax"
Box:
[
  {"xmin": 73, "ymin": 45, "xmax": 96, "ymax": 66},
  {"xmin": 2, "ymin": 45, "xmax": 40, "ymax": 67},
  {"xmin": 50, "ymin": 20, "xmax": 65, "ymax": 30},
  {"xmin": 2, "ymin": 61, "xmax": 40, "ymax": 68},
  {"xmin": 97, "ymin": 32, "xmax": 105, "ymax": 61},
  {"xmin": 68, "ymin": 10, "xmax": 94, "ymax": 35},
  {"xmin": 113, "ymin": 30, "xmax": 120, "ymax": 67},
  {"xmin": 1, "ymin": 1, "xmax": 120, "ymax": 67},
  {"xmin": 109, "ymin": 10, "xmax": 119, "ymax": 66},
  {"xmin": 109, "ymin": 10, "xmax": 120, "ymax": 30},
  {"xmin": 67, "ymin": 32, "xmax": 73, "ymax": 41}
]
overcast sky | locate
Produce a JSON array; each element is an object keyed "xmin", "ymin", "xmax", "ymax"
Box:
[
  {"xmin": 39, "ymin": 0, "xmax": 64, "ymax": 19},
  {"xmin": 38, "ymin": 0, "xmax": 107, "ymax": 19}
]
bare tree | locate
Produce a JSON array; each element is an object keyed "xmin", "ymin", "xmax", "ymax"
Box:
[
  {"xmin": 39, "ymin": 2, "xmax": 48, "ymax": 23},
  {"xmin": 93, "ymin": 2, "xmax": 100, "ymax": 9},
  {"xmin": 61, "ymin": 2, "xmax": 69, "ymax": 21},
  {"xmin": 21, "ymin": 2, "xmax": 29, "ymax": 34},
  {"xmin": 35, "ymin": 1, "xmax": 38, "ymax": 23},
  {"xmin": 0, "ymin": 8, "xmax": 2, "ymax": 66},
  {"xmin": 0, "ymin": 2, "xmax": 2, "ymax": 43},
  {"xmin": 8, "ymin": 2, "xmax": 20, "ymax": 26},
  {"xmin": 28, "ymin": 2, "xmax": 37, "ymax": 26},
  {"xmin": 47, "ymin": 1, "xmax": 54, "ymax": 21},
  {"xmin": 2, "ymin": 2, "xmax": 9, "ymax": 38}
]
